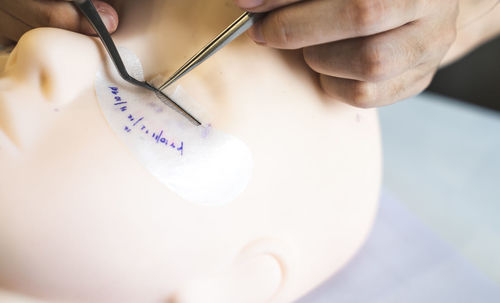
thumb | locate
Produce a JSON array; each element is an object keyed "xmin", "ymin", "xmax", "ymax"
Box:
[{"xmin": 76, "ymin": 1, "xmax": 119, "ymax": 35}]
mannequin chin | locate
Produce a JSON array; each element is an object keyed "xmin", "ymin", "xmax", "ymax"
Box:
[{"xmin": 0, "ymin": 1, "xmax": 381, "ymax": 302}]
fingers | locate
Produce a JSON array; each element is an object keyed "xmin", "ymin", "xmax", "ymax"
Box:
[
  {"xmin": 306, "ymin": 11, "xmax": 457, "ymax": 108},
  {"xmin": 76, "ymin": 1, "xmax": 119, "ymax": 35},
  {"xmin": 233, "ymin": 0, "xmax": 459, "ymax": 107},
  {"xmin": 302, "ymin": 19, "xmax": 456, "ymax": 82},
  {"xmin": 0, "ymin": 0, "xmax": 118, "ymax": 41},
  {"xmin": 319, "ymin": 61, "xmax": 437, "ymax": 108},
  {"xmin": 247, "ymin": 0, "xmax": 427, "ymax": 49},
  {"xmin": 234, "ymin": 0, "xmax": 302, "ymax": 12},
  {"xmin": 0, "ymin": 9, "xmax": 31, "ymax": 42}
]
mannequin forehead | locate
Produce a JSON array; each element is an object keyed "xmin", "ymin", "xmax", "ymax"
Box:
[
  {"xmin": 114, "ymin": 0, "xmax": 246, "ymax": 76},
  {"xmin": 118, "ymin": 0, "xmax": 243, "ymax": 32},
  {"xmin": 120, "ymin": 0, "xmax": 241, "ymax": 19}
]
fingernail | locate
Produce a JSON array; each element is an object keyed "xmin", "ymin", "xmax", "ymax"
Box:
[
  {"xmin": 235, "ymin": 0, "xmax": 264, "ymax": 9},
  {"xmin": 94, "ymin": 2, "xmax": 118, "ymax": 32},
  {"xmin": 248, "ymin": 22, "xmax": 266, "ymax": 44}
]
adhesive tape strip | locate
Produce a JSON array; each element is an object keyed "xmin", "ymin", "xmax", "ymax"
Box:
[{"xmin": 94, "ymin": 48, "xmax": 253, "ymax": 205}]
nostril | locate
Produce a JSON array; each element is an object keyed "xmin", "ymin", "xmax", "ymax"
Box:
[
  {"xmin": 3, "ymin": 47, "xmax": 18, "ymax": 72},
  {"xmin": 39, "ymin": 69, "xmax": 53, "ymax": 101}
]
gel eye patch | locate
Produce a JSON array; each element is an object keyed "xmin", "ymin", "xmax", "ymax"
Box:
[{"xmin": 95, "ymin": 48, "xmax": 253, "ymax": 205}]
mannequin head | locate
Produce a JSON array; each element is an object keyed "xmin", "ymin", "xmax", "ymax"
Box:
[{"xmin": 0, "ymin": 1, "xmax": 381, "ymax": 302}]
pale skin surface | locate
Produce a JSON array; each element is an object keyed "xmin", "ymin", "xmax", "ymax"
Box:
[
  {"xmin": 0, "ymin": 1, "xmax": 498, "ymax": 303},
  {"xmin": 0, "ymin": 1, "xmax": 381, "ymax": 303}
]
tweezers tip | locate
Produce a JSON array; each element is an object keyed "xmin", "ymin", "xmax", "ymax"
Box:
[{"xmin": 150, "ymin": 86, "xmax": 202, "ymax": 127}]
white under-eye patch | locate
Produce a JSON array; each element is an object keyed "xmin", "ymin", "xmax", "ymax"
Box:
[{"xmin": 94, "ymin": 48, "xmax": 253, "ymax": 206}]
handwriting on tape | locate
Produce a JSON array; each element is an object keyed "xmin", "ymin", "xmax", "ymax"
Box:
[{"xmin": 108, "ymin": 86, "xmax": 184, "ymax": 156}]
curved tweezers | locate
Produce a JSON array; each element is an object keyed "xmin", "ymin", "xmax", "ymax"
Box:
[{"xmin": 72, "ymin": 0, "xmax": 201, "ymax": 126}]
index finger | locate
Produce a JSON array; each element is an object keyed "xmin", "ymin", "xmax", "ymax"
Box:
[
  {"xmin": 234, "ymin": 0, "xmax": 303, "ymax": 12},
  {"xmin": 247, "ymin": 0, "xmax": 427, "ymax": 49},
  {"xmin": 0, "ymin": 0, "xmax": 118, "ymax": 35}
]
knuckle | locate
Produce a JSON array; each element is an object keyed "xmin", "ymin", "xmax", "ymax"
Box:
[
  {"xmin": 350, "ymin": 81, "xmax": 378, "ymax": 108},
  {"xmin": 359, "ymin": 42, "xmax": 389, "ymax": 81},
  {"xmin": 303, "ymin": 47, "xmax": 322, "ymax": 73},
  {"xmin": 426, "ymin": 25, "xmax": 456, "ymax": 59},
  {"xmin": 44, "ymin": 8, "xmax": 59, "ymax": 26},
  {"xmin": 442, "ymin": 27, "xmax": 457, "ymax": 46},
  {"xmin": 411, "ymin": 38, "xmax": 428, "ymax": 63},
  {"xmin": 319, "ymin": 75, "xmax": 337, "ymax": 98},
  {"xmin": 44, "ymin": 6, "xmax": 80, "ymax": 31},
  {"xmin": 348, "ymin": 0, "xmax": 385, "ymax": 34},
  {"xmin": 268, "ymin": 11, "xmax": 293, "ymax": 47},
  {"xmin": 421, "ymin": 73, "xmax": 435, "ymax": 91}
]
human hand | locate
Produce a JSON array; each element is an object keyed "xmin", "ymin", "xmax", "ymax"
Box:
[
  {"xmin": 234, "ymin": 0, "xmax": 459, "ymax": 108},
  {"xmin": 0, "ymin": 0, "xmax": 119, "ymax": 44}
]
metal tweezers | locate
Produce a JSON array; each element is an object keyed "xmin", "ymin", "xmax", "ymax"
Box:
[
  {"xmin": 72, "ymin": 0, "xmax": 202, "ymax": 126},
  {"xmin": 72, "ymin": 0, "xmax": 263, "ymax": 126},
  {"xmin": 158, "ymin": 12, "xmax": 263, "ymax": 90}
]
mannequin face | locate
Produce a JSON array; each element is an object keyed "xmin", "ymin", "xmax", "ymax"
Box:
[{"xmin": 0, "ymin": 1, "xmax": 381, "ymax": 303}]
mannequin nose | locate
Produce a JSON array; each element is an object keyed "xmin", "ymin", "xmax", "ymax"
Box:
[{"xmin": 4, "ymin": 28, "xmax": 102, "ymax": 105}]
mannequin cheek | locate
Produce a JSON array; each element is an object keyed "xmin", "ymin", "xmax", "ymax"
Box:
[
  {"xmin": 170, "ymin": 239, "xmax": 293, "ymax": 303},
  {"xmin": 3, "ymin": 28, "xmax": 102, "ymax": 106},
  {"xmin": 171, "ymin": 254, "xmax": 283, "ymax": 303}
]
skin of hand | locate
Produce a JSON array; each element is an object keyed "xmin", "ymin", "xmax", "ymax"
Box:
[
  {"xmin": 234, "ymin": 0, "xmax": 462, "ymax": 108},
  {"xmin": 0, "ymin": 0, "xmax": 119, "ymax": 44},
  {"xmin": 444, "ymin": 0, "xmax": 500, "ymax": 64}
]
